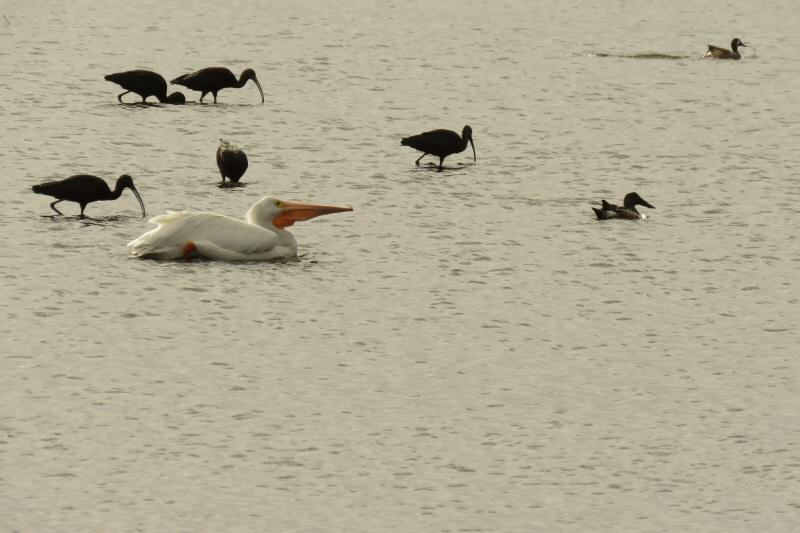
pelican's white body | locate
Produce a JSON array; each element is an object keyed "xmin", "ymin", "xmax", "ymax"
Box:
[{"xmin": 127, "ymin": 197, "xmax": 297, "ymax": 261}]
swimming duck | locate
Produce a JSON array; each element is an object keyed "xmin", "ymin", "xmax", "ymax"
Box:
[
  {"xmin": 592, "ymin": 192, "xmax": 654, "ymax": 220},
  {"xmin": 705, "ymin": 38, "xmax": 746, "ymax": 60}
]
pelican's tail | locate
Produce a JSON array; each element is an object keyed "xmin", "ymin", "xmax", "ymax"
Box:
[
  {"xmin": 127, "ymin": 244, "xmax": 181, "ymax": 260},
  {"xmin": 127, "ymin": 210, "xmax": 194, "ymax": 259}
]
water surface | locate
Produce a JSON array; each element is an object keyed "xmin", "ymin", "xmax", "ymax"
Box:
[{"xmin": 1, "ymin": 1, "xmax": 799, "ymax": 531}]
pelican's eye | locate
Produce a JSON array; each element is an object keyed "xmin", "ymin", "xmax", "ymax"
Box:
[{"xmin": 275, "ymin": 200, "xmax": 283, "ymax": 208}]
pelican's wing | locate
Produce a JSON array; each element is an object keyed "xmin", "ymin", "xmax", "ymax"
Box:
[{"xmin": 128, "ymin": 211, "xmax": 280, "ymax": 260}]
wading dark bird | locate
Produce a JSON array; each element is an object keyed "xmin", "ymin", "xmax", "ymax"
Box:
[
  {"xmin": 170, "ymin": 67, "xmax": 264, "ymax": 103},
  {"xmin": 705, "ymin": 38, "xmax": 747, "ymax": 60},
  {"xmin": 216, "ymin": 139, "xmax": 249, "ymax": 184},
  {"xmin": 592, "ymin": 192, "xmax": 654, "ymax": 220},
  {"xmin": 32, "ymin": 174, "xmax": 146, "ymax": 218},
  {"xmin": 104, "ymin": 70, "xmax": 186, "ymax": 104},
  {"xmin": 401, "ymin": 125, "xmax": 476, "ymax": 171}
]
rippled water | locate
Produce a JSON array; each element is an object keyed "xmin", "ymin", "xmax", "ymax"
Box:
[{"xmin": 2, "ymin": 1, "xmax": 799, "ymax": 531}]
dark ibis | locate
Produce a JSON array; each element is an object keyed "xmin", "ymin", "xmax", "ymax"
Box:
[
  {"xmin": 170, "ymin": 67, "xmax": 264, "ymax": 103},
  {"xmin": 104, "ymin": 70, "xmax": 185, "ymax": 104},
  {"xmin": 32, "ymin": 174, "xmax": 146, "ymax": 218},
  {"xmin": 592, "ymin": 192, "xmax": 655, "ymax": 220},
  {"xmin": 705, "ymin": 38, "xmax": 747, "ymax": 60},
  {"xmin": 216, "ymin": 139, "xmax": 249, "ymax": 184},
  {"xmin": 401, "ymin": 125, "xmax": 476, "ymax": 171}
]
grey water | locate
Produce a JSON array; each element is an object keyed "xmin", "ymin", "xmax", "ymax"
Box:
[{"xmin": 1, "ymin": 0, "xmax": 799, "ymax": 531}]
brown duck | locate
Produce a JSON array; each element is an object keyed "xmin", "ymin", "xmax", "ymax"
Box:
[{"xmin": 705, "ymin": 38, "xmax": 746, "ymax": 60}]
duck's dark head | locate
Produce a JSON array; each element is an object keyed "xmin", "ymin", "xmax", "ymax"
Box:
[
  {"xmin": 117, "ymin": 174, "xmax": 146, "ymax": 217},
  {"xmin": 240, "ymin": 68, "xmax": 264, "ymax": 103},
  {"xmin": 731, "ymin": 38, "xmax": 746, "ymax": 50},
  {"xmin": 462, "ymin": 125, "xmax": 476, "ymax": 162},
  {"xmin": 623, "ymin": 192, "xmax": 654, "ymax": 210}
]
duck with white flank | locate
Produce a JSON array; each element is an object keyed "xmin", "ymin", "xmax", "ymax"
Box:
[
  {"xmin": 705, "ymin": 38, "xmax": 747, "ymax": 60},
  {"xmin": 592, "ymin": 192, "xmax": 654, "ymax": 220}
]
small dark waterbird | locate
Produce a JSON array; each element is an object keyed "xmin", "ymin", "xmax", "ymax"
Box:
[
  {"xmin": 104, "ymin": 70, "xmax": 185, "ymax": 104},
  {"xmin": 216, "ymin": 139, "xmax": 249, "ymax": 184},
  {"xmin": 32, "ymin": 174, "xmax": 146, "ymax": 218},
  {"xmin": 705, "ymin": 38, "xmax": 747, "ymax": 60},
  {"xmin": 592, "ymin": 192, "xmax": 654, "ymax": 220},
  {"xmin": 170, "ymin": 67, "xmax": 264, "ymax": 103},
  {"xmin": 401, "ymin": 125, "xmax": 476, "ymax": 171}
]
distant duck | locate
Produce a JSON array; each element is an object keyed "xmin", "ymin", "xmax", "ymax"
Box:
[
  {"xmin": 705, "ymin": 38, "xmax": 747, "ymax": 60},
  {"xmin": 592, "ymin": 192, "xmax": 654, "ymax": 220},
  {"xmin": 401, "ymin": 125, "xmax": 476, "ymax": 171},
  {"xmin": 32, "ymin": 174, "xmax": 146, "ymax": 218},
  {"xmin": 104, "ymin": 70, "xmax": 185, "ymax": 104},
  {"xmin": 216, "ymin": 139, "xmax": 249, "ymax": 184}
]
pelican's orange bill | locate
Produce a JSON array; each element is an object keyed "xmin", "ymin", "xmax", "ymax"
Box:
[{"xmin": 272, "ymin": 202, "xmax": 353, "ymax": 229}]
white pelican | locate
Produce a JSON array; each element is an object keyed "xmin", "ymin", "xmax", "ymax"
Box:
[{"xmin": 127, "ymin": 196, "xmax": 353, "ymax": 260}]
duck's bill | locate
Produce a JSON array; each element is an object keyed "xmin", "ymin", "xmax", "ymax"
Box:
[
  {"xmin": 131, "ymin": 186, "xmax": 146, "ymax": 217},
  {"xmin": 272, "ymin": 202, "xmax": 353, "ymax": 228},
  {"xmin": 641, "ymin": 199, "xmax": 655, "ymax": 209}
]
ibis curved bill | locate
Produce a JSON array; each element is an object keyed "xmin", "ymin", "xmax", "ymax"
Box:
[{"xmin": 127, "ymin": 196, "xmax": 353, "ymax": 261}]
